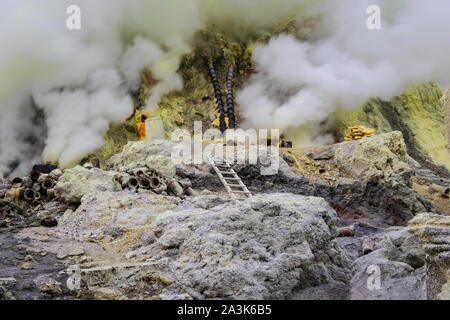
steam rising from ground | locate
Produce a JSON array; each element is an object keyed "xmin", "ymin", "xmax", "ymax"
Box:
[
  {"xmin": 238, "ymin": 0, "xmax": 450, "ymax": 145},
  {"xmin": 1, "ymin": 0, "xmax": 449, "ymax": 177},
  {"xmin": 0, "ymin": 0, "xmax": 303, "ymax": 177}
]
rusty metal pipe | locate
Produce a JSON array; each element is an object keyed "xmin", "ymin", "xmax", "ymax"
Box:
[
  {"xmin": 24, "ymin": 189, "xmax": 37, "ymax": 201},
  {"xmin": 133, "ymin": 169, "xmax": 146, "ymax": 177},
  {"xmin": 138, "ymin": 177, "xmax": 151, "ymax": 189},
  {"xmin": 127, "ymin": 177, "xmax": 139, "ymax": 189},
  {"xmin": 185, "ymin": 187, "xmax": 199, "ymax": 196},
  {"xmin": 46, "ymin": 189, "xmax": 58, "ymax": 199},
  {"xmin": 41, "ymin": 178, "xmax": 54, "ymax": 190},
  {"xmin": 149, "ymin": 177, "xmax": 161, "ymax": 189},
  {"xmin": 152, "ymin": 183, "xmax": 167, "ymax": 194},
  {"xmin": 30, "ymin": 170, "xmax": 41, "ymax": 182}
]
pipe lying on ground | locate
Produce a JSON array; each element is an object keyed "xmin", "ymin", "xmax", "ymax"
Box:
[
  {"xmin": 41, "ymin": 178, "xmax": 54, "ymax": 190},
  {"xmin": 185, "ymin": 187, "xmax": 199, "ymax": 196},
  {"xmin": 152, "ymin": 182, "xmax": 167, "ymax": 194},
  {"xmin": 24, "ymin": 189, "xmax": 37, "ymax": 201},
  {"xmin": 12, "ymin": 177, "xmax": 23, "ymax": 185},
  {"xmin": 133, "ymin": 169, "xmax": 146, "ymax": 177},
  {"xmin": 149, "ymin": 177, "xmax": 161, "ymax": 189},
  {"xmin": 362, "ymin": 237, "xmax": 375, "ymax": 255},
  {"xmin": 30, "ymin": 200, "xmax": 41, "ymax": 208},
  {"xmin": 46, "ymin": 189, "xmax": 58, "ymax": 199},
  {"xmin": 138, "ymin": 177, "xmax": 151, "ymax": 189},
  {"xmin": 127, "ymin": 177, "xmax": 139, "ymax": 189},
  {"xmin": 168, "ymin": 180, "xmax": 184, "ymax": 197},
  {"xmin": 338, "ymin": 225, "xmax": 355, "ymax": 237},
  {"xmin": 30, "ymin": 170, "xmax": 41, "ymax": 182}
]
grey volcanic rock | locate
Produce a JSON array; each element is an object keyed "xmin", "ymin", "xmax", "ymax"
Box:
[
  {"xmin": 58, "ymin": 190, "xmax": 181, "ymax": 240},
  {"xmin": 107, "ymin": 139, "xmax": 178, "ymax": 173},
  {"xmin": 333, "ymin": 131, "xmax": 411, "ymax": 184},
  {"xmin": 233, "ymin": 132, "xmax": 434, "ymax": 227},
  {"xmin": 409, "ymin": 213, "xmax": 450, "ymax": 300},
  {"xmin": 55, "ymin": 166, "xmax": 121, "ymax": 204},
  {"xmin": 349, "ymin": 227, "xmax": 427, "ymax": 300},
  {"xmin": 121, "ymin": 193, "xmax": 352, "ymax": 299},
  {"xmin": 349, "ymin": 248, "xmax": 426, "ymax": 300}
]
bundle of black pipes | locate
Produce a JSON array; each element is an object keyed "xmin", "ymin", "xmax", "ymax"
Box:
[
  {"xmin": 226, "ymin": 66, "xmax": 235, "ymax": 129},
  {"xmin": 208, "ymin": 63, "xmax": 227, "ymax": 133}
]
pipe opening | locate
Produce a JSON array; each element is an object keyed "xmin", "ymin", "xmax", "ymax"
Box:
[
  {"xmin": 127, "ymin": 177, "xmax": 139, "ymax": 189},
  {"xmin": 12, "ymin": 177, "xmax": 23, "ymax": 184},
  {"xmin": 150, "ymin": 177, "xmax": 161, "ymax": 189},
  {"xmin": 24, "ymin": 189, "xmax": 36, "ymax": 201},
  {"xmin": 139, "ymin": 178, "xmax": 151, "ymax": 189}
]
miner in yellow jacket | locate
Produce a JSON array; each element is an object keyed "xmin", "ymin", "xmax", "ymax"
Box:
[{"xmin": 137, "ymin": 112, "xmax": 150, "ymax": 140}]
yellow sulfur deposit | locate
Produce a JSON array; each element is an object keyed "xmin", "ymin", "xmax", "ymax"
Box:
[{"xmin": 344, "ymin": 126, "xmax": 376, "ymax": 141}]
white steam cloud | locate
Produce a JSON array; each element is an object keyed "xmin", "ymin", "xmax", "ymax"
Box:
[
  {"xmin": 0, "ymin": 0, "xmax": 303, "ymax": 177},
  {"xmin": 1, "ymin": 0, "xmax": 449, "ymax": 177},
  {"xmin": 238, "ymin": 0, "xmax": 450, "ymax": 142}
]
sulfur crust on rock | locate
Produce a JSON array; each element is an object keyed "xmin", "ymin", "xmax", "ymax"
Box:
[
  {"xmin": 439, "ymin": 87, "xmax": 450, "ymax": 152},
  {"xmin": 333, "ymin": 131, "xmax": 410, "ymax": 183},
  {"xmin": 391, "ymin": 82, "xmax": 449, "ymax": 169},
  {"xmin": 331, "ymin": 100, "xmax": 393, "ymax": 142},
  {"xmin": 333, "ymin": 82, "xmax": 450, "ymax": 170}
]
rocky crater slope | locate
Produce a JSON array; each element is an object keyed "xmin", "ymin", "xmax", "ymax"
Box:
[{"xmin": 0, "ymin": 132, "xmax": 449, "ymax": 300}]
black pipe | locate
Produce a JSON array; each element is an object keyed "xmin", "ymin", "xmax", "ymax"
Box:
[
  {"xmin": 208, "ymin": 62, "xmax": 227, "ymax": 133},
  {"xmin": 227, "ymin": 66, "xmax": 235, "ymax": 129}
]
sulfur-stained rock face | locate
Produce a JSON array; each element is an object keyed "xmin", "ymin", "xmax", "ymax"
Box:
[
  {"xmin": 55, "ymin": 166, "xmax": 122, "ymax": 204},
  {"xmin": 409, "ymin": 213, "xmax": 450, "ymax": 300},
  {"xmin": 440, "ymin": 87, "xmax": 450, "ymax": 152},
  {"xmin": 58, "ymin": 191, "xmax": 181, "ymax": 240},
  {"xmin": 333, "ymin": 82, "xmax": 450, "ymax": 171},
  {"xmin": 333, "ymin": 131, "xmax": 410, "ymax": 184}
]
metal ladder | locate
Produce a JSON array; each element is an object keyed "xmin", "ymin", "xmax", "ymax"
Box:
[{"xmin": 208, "ymin": 156, "xmax": 252, "ymax": 202}]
